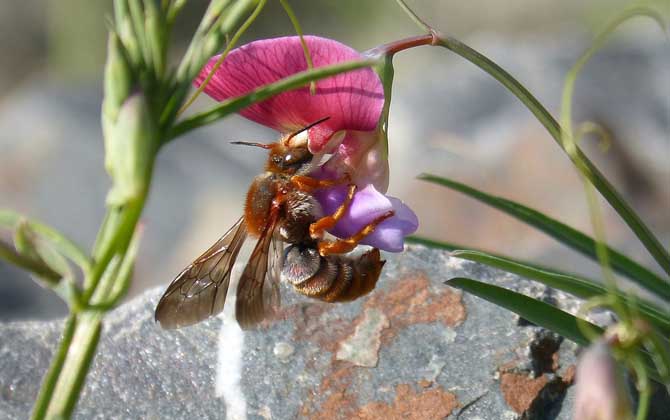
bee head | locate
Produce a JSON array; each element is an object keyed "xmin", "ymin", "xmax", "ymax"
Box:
[{"xmin": 231, "ymin": 117, "xmax": 329, "ymax": 174}]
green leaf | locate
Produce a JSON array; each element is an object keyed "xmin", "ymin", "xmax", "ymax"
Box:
[
  {"xmin": 432, "ymin": 34, "xmax": 670, "ymax": 278},
  {"xmin": 451, "ymin": 249, "xmax": 670, "ymax": 334},
  {"xmin": 418, "ymin": 174, "xmax": 670, "ymax": 301},
  {"xmin": 0, "ymin": 210, "xmax": 92, "ymax": 274},
  {"xmin": 406, "ymin": 235, "xmax": 461, "ymax": 251},
  {"xmin": 447, "ymin": 277, "xmax": 666, "ymax": 383},
  {"xmin": 448, "ymin": 277, "xmax": 597, "ymax": 345},
  {"xmin": 392, "ymin": 0, "xmax": 669, "ymax": 282},
  {"xmin": 557, "ymin": 1, "xmax": 670, "ymax": 300},
  {"xmin": 0, "ymin": 239, "xmax": 60, "ymax": 284}
]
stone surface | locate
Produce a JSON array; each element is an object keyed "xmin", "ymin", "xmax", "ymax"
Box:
[
  {"xmin": 0, "ymin": 247, "xmax": 591, "ymax": 419},
  {"xmin": 2, "ymin": 246, "xmax": 669, "ymax": 419}
]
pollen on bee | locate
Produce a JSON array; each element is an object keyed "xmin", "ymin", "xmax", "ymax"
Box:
[{"xmin": 286, "ymin": 129, "xmax": 309, "ymax": 148}]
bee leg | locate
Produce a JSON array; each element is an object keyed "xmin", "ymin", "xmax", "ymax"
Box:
[
  {"xmin": 290, "ymin": 173, "xmax": 351, "ymax": 192},
  {"xmin": 309, "ymin": 184, "xmax": 357, "ymax": 239},
  {"xmin": 317, "ymin": 211, "xmax": 394, "ymax": 256}
]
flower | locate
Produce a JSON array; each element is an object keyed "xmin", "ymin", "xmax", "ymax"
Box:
[
  {"xmin": 573, "ymin": 340, "xmax": 632, "ymax": 420},
  {"xmin": 194, "ymin": 35, "xmax": 418, "ymax": 251}
]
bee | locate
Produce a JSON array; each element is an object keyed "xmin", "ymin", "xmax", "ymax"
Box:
[{"xmin": 155, "ymin": 118, "xmax": 393, "ymax": 329}]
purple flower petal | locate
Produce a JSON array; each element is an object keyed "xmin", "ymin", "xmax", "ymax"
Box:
[
  {"xmin": 314, "ymin": 184, "xmax": 418, "ymax": 252},
  {"xmin": 194, "ymin": 36, "xmax": 384, "ymax": 153}
]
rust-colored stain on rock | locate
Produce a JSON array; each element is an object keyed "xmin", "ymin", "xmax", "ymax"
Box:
[
  {"xmin": 298, "ymin": 271, "xmax": 465, "ymax": 418},
  {"xmin": 357, "ymin": 383, "xmax": 458, "ymax": 420},
  {"xmin": 292, "ymin": 271, "xmax": 465, "ymax": 352},
  {"xmin": 302, "ymin": 363, "xmax": 358, "ymax": 420},
  {"xmin": 500, "ymin": 372, "xmax": 549, "ymax": 413},
  {"xmin": 363, "ymin": 272, "xmax": 465, "ymax": 344}
]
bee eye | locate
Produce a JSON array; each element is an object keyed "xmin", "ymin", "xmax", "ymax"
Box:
[
  {"xmin": 284, "ymin": 154, "xmax": 293, "ymax": 162},
  {"xmin": 272, "ymin": 155, "xmax": 282, "ymax": 164}
]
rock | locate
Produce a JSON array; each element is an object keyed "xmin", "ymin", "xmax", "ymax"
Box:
[
  {"xmin": 0, "ymin": 247, "xmax": 603, "ymax": 419},
  {"xmin": 2, "ymin": 246, "xmax": 668, "ymax": 419}
]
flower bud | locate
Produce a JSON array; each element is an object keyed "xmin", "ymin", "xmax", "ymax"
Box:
[
  {"xmin": 102, "ymin": 32, "xmax": 133, "ymax": 125},
  {"xmin": 574, "ymin": 340, "xmax": 632, "ymax": 420},
  {"xmin": 104, "ymin": 93, "xmax": 158, "ymax": 205},
  {"xmin": 14, "ymin": 221, "xmax": 69, "ymax": 278}
]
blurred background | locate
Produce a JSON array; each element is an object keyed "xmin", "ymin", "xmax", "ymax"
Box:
[{"xmin": 0, "ymin": 0, "xmax": 668, "ymax": 320}]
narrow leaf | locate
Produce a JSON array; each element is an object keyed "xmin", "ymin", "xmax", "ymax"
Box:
[
  {"xmin": 0, "ymin": 210, "xmax": 92, "ymax": 274},
  {"xmin": 0, "ymin": 239, "xmax": 60, "ymax": 284},
  {"xmin": 418, "ymin": 174, "xmax": 670, "ymax": 301},
  {"xmin": 433, "ymin": 34, "xmax": 670, "ymax": 278},
  {"xmin": 452, "ymin": 249, "xmax": 670, "ymax": 333},
  {"xmin": 448, "ymin": 277, "xmax": 597, "ymax": 345},
  {"xmin": 447, "ymin": 277, "xmax": 665, "ymax": 383}
]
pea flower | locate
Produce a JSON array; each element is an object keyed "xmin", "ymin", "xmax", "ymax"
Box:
[
  {"xmin": 194, "ymin": 35, "xmax": 418, "ymax": 252},
  {"xmin": 573, "ymin": 340, "xmax": 632, "ymax": 420}
]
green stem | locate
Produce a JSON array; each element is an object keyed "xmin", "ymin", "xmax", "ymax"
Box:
[
  {"xmin": 437, "ymin": 34, "xmax": 670, "ymax": 276},
  {"xmin": 633, "ymin": 353, "xmax": 651, "ymax": 420},
  {"xmin": 83, "ymin": 185, "xmax": 148, "ymax": 299},
  {"xmin": 559, "ymin": 6, "xmax": 669, "ymax": 321},
  {"xmin": 43, "ymin": 312, "xmax": 103, "ymax": 419},
  {"xmin": 31, "ymin": 315, "xmax": 77, "ymax": 420},
  {"xmin": 167, "ymin": 58, "xmax": 380, "ymax": 141},
  {"xmin": 91, "ymin": 207, "xmax": 121, "ymax": 260},
  {"xmin": 391, "ymin": 0, "xmax": 670, "ymax": 277},
  {"xmin": 279, "ymin": 0, "xmax": 316, "ymax": 94},
  {"xmin": 33, "ymin": 170, "xmax": 152, "ymax": 417},
  {"xmin": 178, "ymin": 0, "xmax": 267, "ymax": 115}
]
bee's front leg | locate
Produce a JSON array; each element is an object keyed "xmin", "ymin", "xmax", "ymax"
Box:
[
  {"xmin": 316, "ymin": 211, "xmax": 394, "ymax": 256},
  {"xmin": 309, "ymin": 184, "xmax": 357, "ymax": 240},
  {"xmin": 289, "ymin": 173, "xmax": 351, "ymax": 192}
]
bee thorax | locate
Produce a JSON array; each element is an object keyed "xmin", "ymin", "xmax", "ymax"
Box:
[{"xmin": 279, "ymin": 190, "xmax": 323, "ymax": 242}]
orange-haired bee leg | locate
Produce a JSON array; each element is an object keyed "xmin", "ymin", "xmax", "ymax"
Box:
[
  {"xmin": 309, "ymin": 184, "xmax": 357, "ymax": 239},
  {"xmin": 290, "ymin": 173, "xmax": 351, "ymax": 192},
  {"xmin": 317, "ymin": 210, "xmax": 395, "ymax": 256}
]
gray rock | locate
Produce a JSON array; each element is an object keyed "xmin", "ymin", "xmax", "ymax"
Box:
[
  {"xmin": 0, "ymin": 247, "xmax": 591, "ymax": 419},
  {"xmin": 2, "ymin": 246, "xmax": 668, "ymax": 419}
]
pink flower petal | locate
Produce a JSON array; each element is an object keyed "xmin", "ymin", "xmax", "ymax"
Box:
[
  {"xmin": 194, "ymin": 36, "xmax": 384, "ymax": 152},
  {"xmin": 314, "ymin": 184, "xmax": 418, "ymax": 252}
]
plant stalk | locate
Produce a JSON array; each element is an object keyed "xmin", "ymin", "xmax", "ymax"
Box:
[{"xmin": 42, "ymin": 312, "xmax": 103, "ymax": 419}]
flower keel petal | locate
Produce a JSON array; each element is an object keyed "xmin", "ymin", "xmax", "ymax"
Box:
[{"xmin": 314, "ymin": 184, "xmax": 418, "ymax": 252}]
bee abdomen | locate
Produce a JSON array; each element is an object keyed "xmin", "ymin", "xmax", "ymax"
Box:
[
  {"xmin": 292, "ymin": 257, "xmax": 340, "ymax": 297},
  {"xmin": 326, "ymin": 249, "xmax": 385, "ymax": 302},
  {"xmin": 281, "ymin": 245, "xmax": 321, "ymax": 285},
  {"xmin": 285, "ymin": 247, "xmax": 385, "ymax": 303}
]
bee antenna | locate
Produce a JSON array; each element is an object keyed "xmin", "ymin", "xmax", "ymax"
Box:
[
  {"xmin": 286, "ymin": 116, "xmax": 331, "ymax": 141},
  {"xmin": 230, "ymin": 141, "xmax": 273, "ymax": 149}
]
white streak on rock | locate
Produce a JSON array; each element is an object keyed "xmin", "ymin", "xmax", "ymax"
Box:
[
  {"xmin": 336, "ymin": 308, "xmax": 389, "ymax": 367},
  {"xmin": 216, "ymin": 269, "xmax": 247, "ymax": 420}
]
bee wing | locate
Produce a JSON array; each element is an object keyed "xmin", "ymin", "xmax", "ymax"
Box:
[
  {"xmin": 235, "ymin": 212, "xmax": 282, "ymax": 329},
  {"xmin": 155, "ymin": 216, "xmax": 247, "ymax": 329},
  {"xmin": 265, "ymin": 233, "xmax": 284, "ymax": 312}
]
